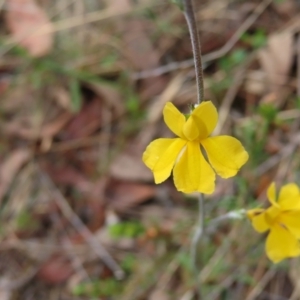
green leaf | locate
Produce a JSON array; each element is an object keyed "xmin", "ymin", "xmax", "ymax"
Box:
[
  {"xmin": 170, "ymin": 0, "xmax": 184, "ymax": 10},
  {"xmin": 109, "ymin": 221, "xmax": 145, "ymax": 238},
  {"xmin": 241, "ymin": 30, "xmax": 267, "ymax": 49},
  {"xmin": 258, "ymin": 103, "xmax": 278, "ymax": 123},
  {"xmin": 69, "ymin": 77, "xmax": 82, "ymax": 112}
]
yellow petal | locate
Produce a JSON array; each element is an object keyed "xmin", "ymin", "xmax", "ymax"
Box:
[
  {"xmin": 278, "ymin": 183, "xmax": 300, "ymax": 210},
  {"xmin": 266, "ymin": 224, "xmax": 300, "ymax": 263},
  {"xmin": 279, "ymin": 211, "xmax": 300, "ymax": 238},
  {"xmin": 191, "ymin": 101, "xmax": 218, "ymax": 139},
  {"xmin": 143, "ymin": 138, "xmax": 173, "ymax": 170},
  {"xmin": 247, "ymin": 209, "xmax": 270, "ymax": 233},
  {"xmin": 267, "ymin": 182, "xmax": 278, "ymax": 207},
  {"xmin": 201, "ymin": 136, "xmax": 249, "ymax": 178},
  {"xmin": 265, "ymin": 206, "xmax": 281, "ymax": 224},
  {"xmin": 182, "ymin": 115, "xmax": 200, "ymax": 141},
  {"xmin": 163, "ymin": 102, "xmax": 185, "ymax": 138},
  {"xmin": 173, "ymin": 141, "xmax": 215, "ymax": 194},
  {"xmin": 142, "ymin": 138, "xmax": 186, "ymax": 184}
]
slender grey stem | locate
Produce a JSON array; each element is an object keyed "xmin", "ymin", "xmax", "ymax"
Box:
[
  {"xmin": 183, "ymin": 0, "xmax": 204, "ymax": 104},
  {"xmin": 191, "ymin": 195, "xmax": 204, "ymax": 264},
  {"xmin": 182, "ymin": 0, "xmax": 205, "ymax": 297},
  {"xmin": 190, "ymin": 193, "xmax": 204, "ymax": 298}
]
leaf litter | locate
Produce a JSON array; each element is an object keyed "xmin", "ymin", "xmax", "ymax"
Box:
[{"xmin": 0, "ymin": 0, "xmax": 300, "ymax": 299}]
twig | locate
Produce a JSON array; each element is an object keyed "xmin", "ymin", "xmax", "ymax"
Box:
[
  {"xmin": 0, "ymin": 266, "xmax": 39, "ymax": 290},
  {"xmin": 256, "ymin": 133, "xmax": 300, "ymax": 177},
  {"xmin": 51, "ymin": 210, "xmax": 91, "ymax": 282},
  {"xmin": 180, "ymin": 290, "xmax": 194, "ymax": 300},
  {"xmin": 63, "ymin": 235, "xmax": 91, "ymax": 282},
  {"xmin": 38, "ymin": 168, "xmax": 125, "ymax": 280},
  {"xmin": 245, "ymin": 268, "xmax": 276, "ymax": 300},
  {"xmin": 206, "ymin": 273, "xmax": 236, "ymax": 300},
  {"xmin": 0, "ymin": 1, "xmax": 161, "ymax": 57},
  {"xmin": 275, "ymin": 35, "xmax": 300, "ymax": 185},
  {"xmin": 214, "ymin": 62, "xmax": 248, "ymax": 134},
  {"xmin": 297, "ymin": 34, "xmax": 300, "ymax": 98},
  {"xmin": 183, "ymin": 0, "xmax": 204, "ymax": 103},
  {"xmin": 133, "ymin": 0, "xmax": 272, "ymax": 80}
]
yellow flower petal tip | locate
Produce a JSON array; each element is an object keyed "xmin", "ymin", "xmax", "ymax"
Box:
[
  {"xmin": 247, "ymin": 182, "xmax": 300, "ymax": 263},
  {"xmin": 142, "ymin": 101, "xmax": 248, "ymax": 194}
]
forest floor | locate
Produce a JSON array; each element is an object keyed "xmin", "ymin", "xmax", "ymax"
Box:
[{"xmin": 1, "ymin": 0, "xmax": 300, "ymax": 299}]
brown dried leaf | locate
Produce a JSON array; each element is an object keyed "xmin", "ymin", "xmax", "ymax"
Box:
[
  {"xmin": 42, "ymin": 163, "xmax": 92, "ymax": 194},
  {"xmin": 255, "ymin": 174, "xmax": 273, "ymax": 199},
  {"xmin": 38, "ymin": 255, "xmax": 73, "ymax": 285},
  {"xmin": 105, "ymin": 0, "xmax": 131, "ymax": 11},
  {"xmin": 51, "ymin": 86, "xmax": 73, "ymax": 111},
  {"xmin": 273, "ymin": 0, "xmax": 297, "ymax": 16},
  {"xmin": 109, "ymin": 142, "xmax": 153, "ymax": 182},
  {"xmin": 121, "ymin": 20, "xmax": 160, "ymax": 70},
  {"xmin": 0, "ymin": 289, "xmax": 12, "ymax": 300},
  {"xmin": 4, "ymin": 112, "xmax": 72, "ymax": 140},
  {"xmin": 1, "ymin": 85, "xmax": 34, "ymax": 114},
  {"xmin": 149, "ymin": 289, "xmax": 171, "ymax": 300},
  {"xmin": 41, "ymin": 112, "xmax": 73, "ymax": 138},
  {"xmin": 106, "ymin": 180, "xmax": 155, "ymax": 212},
  {"xmin": 5, "ymin": 0, "xmax": 54, "ymax": 57},
  {"xmin": 258, "ymin": 31, "xmax": 293, "ymax": 92},
  {"xmin": 147, "ymin": 74, "xmax": 185, "ymax": 124},
  {"xmin": 0, "ymin": 149, "xmax": 31, "ymax": 204},
  {"xmin": 86, "ymin": 83, "xmax": 125, "ymax": 117},
  {"xmin": 62, "ymin": 98, "xmax": 102, "ymax": 139},
  {"xmin": 83, "ymin": 200, "xmax": 106, "ymax": 232}
]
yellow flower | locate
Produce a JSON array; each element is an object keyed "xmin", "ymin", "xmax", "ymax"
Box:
[
  {"xmin": 142, "ymin": 101, "xmax": 248, "ymax": 194},
  {"xmin": 247, "ymin": 183, "xmax": 300, "ymax": 263}
]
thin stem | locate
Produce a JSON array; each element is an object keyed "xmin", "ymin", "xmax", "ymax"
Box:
[
  {"xmin": 183, "ymin": 0, "xmax": 204, "ymax": 104},
  {"xmin": 183, "ymin": 0, "xmax": 205, "ymax": 297},
  {"xmin": 190, "ymin": 193, "xmax": 204, "ymax": 298}
]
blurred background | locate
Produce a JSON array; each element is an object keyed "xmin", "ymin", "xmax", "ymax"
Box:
[{"xmin": 1, "ymin": 0, "xmax": 300, "ymax": 299}]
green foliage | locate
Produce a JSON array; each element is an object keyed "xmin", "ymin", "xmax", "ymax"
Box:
[
  {"xmin": 237, "ymin": 273, "xmax": 256, "ymax": 286},
  {"xmin": 101, "ymin": 53, "xmax": 118, "ymax": 68},
  {"xmin": 72, "ymin": 279, "xmax": 122, "ymax": 298},
  {"xmin": 210, "ymin": 77, "xmax": 233, "ymax": 95},
  {"xmin": 209, "ymin": 259, "xmax": 229, "ymax": 280},
  {"xmin": 218, "ymin": 49, "xmax": 247, "ymax": 72},
  {"xmin": 10, "ymin": 44, "xmax": 32, "ymax": 58},
  {"xmin": 117, "ymin": 74, "xmax": 145, "ymax": 121},
  {"xmin": 218, "ymin": 195, "xmax": 239, "ymax": 212},
  {"xmin": 258, "ymin": 103, "xmax": 278, "ymax": 123},
  {"xmin": 16, "ymin": 211, "xmax": 38, "ymax": 231},
  {"xmin": 121, "ymin": 254, "xmax": 137, "ymax": 273},
  {"xmin": 22, "ymin": 56, "xmax": 121, "ymax": 113},
  {"xmin": 170, "ymin": 0, "xmax": 184, "ymax": 10},
  {"xmin": 211, "ymin": 49, "xmax": 247, "ymax": 95},
  {"xmin": 295, "ymin": 97, "xmax": 300, "ymax": 109},
  {"xmin": 239, "ymin": 117, "xmax": 269, "ymax": 167},
  {"xmin": 177, "ymin": 251, "xmax": 193, "ymax": 272},
  {"xmin": 241, "ymin": 29, "xmax": 267, "ymax": 49},
  {"xmin": 69, "ymin": 77, "xmax": 82, "ymax": 112},
  {"xmin": 126, "ymin": 94, "xmax": 140, "ymax": 117},
  {"xmin": 109, "ymin": 220, "xmax": 145, "ymax": 239}
]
